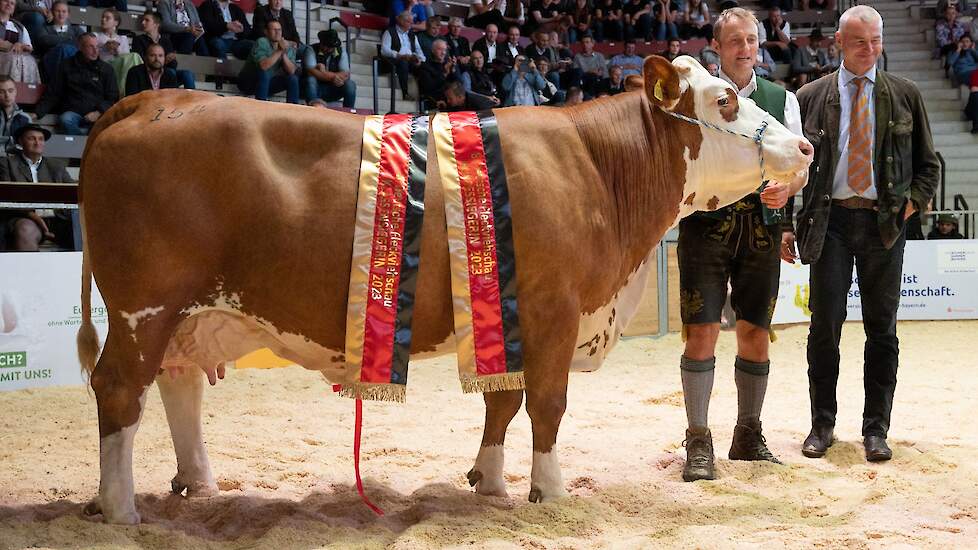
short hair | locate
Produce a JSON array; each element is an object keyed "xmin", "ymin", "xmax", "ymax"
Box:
[
  {"xmin": 265, "ymin": 18, "xmax": 282, "ymax": 30},
  {"xmin": 78, "ymin": 32, "xmax": 98, "ymax": 44},
  {"xmin": 445, "ymin": 79, "xmax": 465, "ymax": 97},
  {"xmin": 102, "ymin": 8, "xmax": 121, "ymax": 25},
  {"xmin": 566, "ymin": 86, "xmax": 583, "ymax": 98},
  {"xmin": 143, "ymin": 11, "xmax": 162, "ymax": 26},
  {"xmin": 713, "ymin": 7, "xmax": 759, "ymax": 43},
  {"xmin": 432, "ymin": 38, "xmax": 447, "ymax": 48},
  {"xmin": 397, "ymin": 9, "xmax": 413, "ymax": 21},
  {"xmin": 0, "ymin": 75, "xmax": 14, "ymax": 85},
  {"xmin": 507, "ymin": 25, "xmax": 520, "ymax": 35},
  {"xmin": 145, "ymin": 42, "xmax": 165, "ymax": 54},
  {"xmin": 51, "ymin": 0, "xmax": 69, "ymax": 9},
  {"xmin": 449, "ymin": 17, "xmax": 464, "ymax": 26},
  {"xmin": 839, "ymin": 5, "xmax": 883, "ymax": 32}
]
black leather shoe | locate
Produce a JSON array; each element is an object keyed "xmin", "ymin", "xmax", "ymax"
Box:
[
  {"xmin": 802, "ymin": 425, "xmax": 834, "ymax": 458},
  {"xmin": 682, "ymin": 427, "xmax": 716, "ymax": 482},
  {"xmin": 864, "ymin": 435, "xmax": 892, "ymax": 462}
]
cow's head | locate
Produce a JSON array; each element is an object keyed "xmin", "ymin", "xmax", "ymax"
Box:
[{"xmin": 642, "ymin": 55, "xmax": 813, "ymax": 216}]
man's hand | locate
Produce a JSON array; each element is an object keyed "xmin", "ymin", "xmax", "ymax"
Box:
[
  {"xmin": 27, "ymin": 212, "xmax": 55, "ymax": 242},
  {"xmin": 84, "ymin": 111, "xmax": 101, "ymax": 123},
  {"xmin": 191, "ymin": 23, "xmax": 204, "ymax": 38},
  {"xmin": 904, "ymin": 199, "xmax": 917, "ymax": 220},
  {"xmin": 229, "ymin": 20, "xmax": 244, "ymax": 34},
  {"xmin": 105, "ymin": 41, "xmax": 119, "ymax": 56},
  {"xmin": 760, "ymin": 180, "xmax": 791, "ymax": 209},
  {"xmin": 166, "ymin": 52, "xmax": 177, "ymax": 64},
  {"xmin": 781, "ymin": 231, "xmax": 797, "ymax": 264}
]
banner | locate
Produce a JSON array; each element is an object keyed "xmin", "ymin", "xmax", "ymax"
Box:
[{"xmin": 772, "ymin": 240, "xmax": 978, "ymax": 324}]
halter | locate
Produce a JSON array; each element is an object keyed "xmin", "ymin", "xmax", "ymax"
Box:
[{"xmin": 659, "ymin": 106, "xmax": 771, "ymax": 189}]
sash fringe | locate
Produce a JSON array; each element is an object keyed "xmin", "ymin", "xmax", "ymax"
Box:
[
  {"xmin": 336, "ymin": 382, "xmax": 407, "ymax": 403},
  {"xmin": 460, "ymin": 371, "xmax": 526, "ymax": 394}
]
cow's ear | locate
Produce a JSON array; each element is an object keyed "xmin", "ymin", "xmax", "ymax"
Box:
[
  {"xmin": 624, "ymin": 74, "xmax": 644, "ymax": 93},
  {"xmin": 642, "ymin": 55, "xmax": 683, "ymax": 108}
]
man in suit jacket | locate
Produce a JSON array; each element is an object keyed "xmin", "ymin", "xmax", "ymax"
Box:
[
  {"xmin": 471, "ymin": 23, "xmax": 500, "ymax": 65},
  {"xmin": 199, "ymin": 0, "xmax": 254, "ymax": 59},
  {"xmin": 250, "ymin": 0, "xmax": 301, "ymax": 45},
  {"xmin": 444, "ymin": 17, "xmax": 471, "ymax": 64},
  {"xmin": 0, "ymin": 124, "xmax": 75, "ymax": 251},
  {"xmin": 125, "ymin": 43, "xmax": 180, "ymax": 96},
  {"xmin": 784, "ymin": 5, "xmax": 940, "ymax": 463}
]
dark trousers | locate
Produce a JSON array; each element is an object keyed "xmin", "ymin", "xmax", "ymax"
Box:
[
  {"xmin": 807, "ymin": 206, "xmax": 907, "ymax": 438},
  {"xmin": 389, "ymin": 58, "xmax": 412, "ymax": 96}
]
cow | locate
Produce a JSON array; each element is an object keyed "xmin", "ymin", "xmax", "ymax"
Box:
[{"xmin": 76, "ymin": 55, "xmax": 812, "ymax": 523}]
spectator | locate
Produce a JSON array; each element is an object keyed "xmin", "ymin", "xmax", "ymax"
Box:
[
  {"xmin": 548, "ymin": 30, "xmax": 575, "ymax": 66},
  {"xmin": 125, "ymin": 42, "xmax": 179, "ymax": 95},
  {"xmin": 935, "ymin": 3, "xmax": 968, "ymax": 57},
  {"xmin": 623, "ymin": 0, "xmax": 652, "ymax": 41},
  {"xmin": 790, "ymin": 27, "xmax": 828, "ymax": 88},
  {"xmin": 159, "ymin": 0, "xmax": 209, "ymax": 55},
  {"xmin": 759, "ymin": 6, "xmax": 791, "ymax": 62},
  {"xmin": 466, "ymin": 0, "xmax": 525, "ymax": 32},
  {"xmin": 16, "ymin": 0, "xmax": 52, "ymax": 42},
  {"xmin": 564, "ymin": 85, "xmax": 583, "ymax": 105},
  {"xmin": 593, "ymin": 0, "xmax": 624, "ymax": 42},
  {"xmin": 704, "ymin": 61, "xmax": 719, "ymax": 75},
  {"xmin": 527, "ymin": 0, "xmax": 565, "ymax": 35},
  {"xmin": 573, "ymin": 34, "xmax": 607, "ymax": 97},
  {"xmin": 0, "ymin": 76, "xmax": 29, "ymax": 148},
  {"xmin": 661, "ymin": 37, "xmax": 681, "ymax": 61},
  {"xmin": 35, "ymin": 0, "xmax": 82, "ymax": 78},
  {"xmin": 501, "ymin": 54, "xmax": 547, "ymax": 105},
  {"xmin": 936, "ymin": 0, "xmax": 969, "ymax": 18},
  {"xmin": 471, "ymin": 23, "xmax": 500, "ymax": 66},
  {"xmin": 569, "ymin": 0, "xmax": 593, "ymax": 43},
  {"xmin": 95, "ymin": 8, "xmax": 141, "ymax": 92},
  {"xmin": 36, "ymin": 33, "xmax": 118, "ymax": 135},
  {"xmin": 417, "ymin": 16, "xmax": 441, "ymax": 60},
  {"xmin": 949, "ymin": 35, "xmax": 978, "ymax": 133},
  {"xmin": 498, "ymin": 24, "xmax": 523, "ymax": 70},
  {"xmin": 381, "ymin": 10, "xmax": 425, "ymax": 101},
  {"xmin": 652, "ymin": 0, "xmax": 680, "ymax": 40},
  {"xmin": 599, "ymin": 64, "xmax": 626, "ymax": 95},
  {"xmin": 824, "ymin": 41, "xmax": 841, "ymax": 71},
  {"xmin": 532, "ymin": 57, "xmax": 562, "ymax": 103},
  {"xmin": 800, "ymin": 0, "xmax": 835, "ymax": 10},
  {"xmin": 237, "ymin": 19, "xmax": 300, "ymax": 104},
  {"xmin": 132, "ymin": 12, "xmax": 195, "ymax": 90},
  {"xmin": 460, "ymin": 49, "xmax": 499, "ymax": 100},
  {"xmin": 304, "ymin": 29, "xmax": 355, "ymax": 108},
  {"xmin": 199, "ymin": 0, "xmax": 253, "ymax": 60},
  {"xmin": 442, "ymin": 78, "xmax": 498, "ymax": 110},
  {"xmin": 754, "ymin": 41, "xmax": 777, "ymax": 79},
  {"xmin": 417, "ymin": 38, "xmax": 459, "ymax": 107},
  {"xmin": 927, "ymin": 214, "xmax": 965, "ymax": 239},
  {"xmin": 525, "ymin": 30, "xmax": 577, "ymax": 90},
  {"xmin": 681, "ymin": 0, "xmax": 712, "ymax": 39},
  {"xmin": 0, "ymin": 0, "xmax": 40, "ymax": 83},
  {"xmin": 699, "ymin": 42, "xmax": 720, "ymax": 68},
  {"xmin": 390, "ymin": 0, "xmax": 428, "ymax": 31},
  {"xmin": 0, "ymin": 124, "xmax": 74, "ymax": 251},
  {"xmin": 444, "ymin": 17, "xmax": 471, "ymax": 64},
  {"xmin": 251, "ymin": 0, "xmax": 301, "ymax": 46}
]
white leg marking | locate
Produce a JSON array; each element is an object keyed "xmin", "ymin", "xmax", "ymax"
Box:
[
  {"xmin": 530, "ymin": 451, "xmax": 567, "ymax": 502},
  {"xmin": 97, "ymin": 387, "xmax": 147, "ymax": 524},
  {"xmin": 156, "ymin": 367, "xmax": 218, "ymax": 497},
  {"xmin": 473, "ymin": 445, "xmax": 507, "ymax": 497}
]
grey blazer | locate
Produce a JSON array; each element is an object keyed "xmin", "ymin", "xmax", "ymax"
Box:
[
  {"xmin": 0, "ymin": 154, "xmax": 75, "ymax": 184},
  {"xmin": 157, "ymin": 0, "xmax": 203, "ymax": 35}
]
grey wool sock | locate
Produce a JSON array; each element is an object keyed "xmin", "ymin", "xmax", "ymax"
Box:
[
  {"xmin": 735, "ymin": 356, "xmax": 771, "ymax": 426},
  {"xmin": 681, "ymin": 355, "xmax": 716, "ymax": 429}
]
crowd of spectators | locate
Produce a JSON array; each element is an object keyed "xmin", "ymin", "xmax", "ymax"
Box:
[{"xmin": 933, "ymin": 0, "xmax": 977, "ymax": 133}]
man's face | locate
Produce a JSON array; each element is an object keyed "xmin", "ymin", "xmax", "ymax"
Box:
[
  {"xmin": 269, "ymin": 0, "xmax": 283, "ymax": 11},
  {"xmin": 433, "ymin": 41, "xmax": 447, "ymax": 61},
  {"xmin": 582, "ymin": 36, "xmax": 594, "ymax": 53},
  {"xmin": 769, "ymin": 8, "xmax": 782, "ymax": 23},
  {"xmin": 19, "ymin": 130, "xmax": 45, "ymax": 157},
  {"xmin": 101, "ymin": 11, "xmax": 117, "ymax": 31},
  {"xmin": 146, "ymin": 46, "xmax": 165, "ymax": 70},
  {"xmin": 397, "ymin": 12, "xmax": 413, "ymax": 30},
  {"xmin": 79, "ymin": 36, "xmax": 99, "ymax": 60},
  {"xmin": 713, "ymin": 16, "xmax": 759, "ymax": 75},
  {"xmin": 141, "ymin": 15, "xmax": 158, "ymax": 33},
  {"xmin": 426, "ymin": 19, "xmax": 439, "ymax": 37},
  {"xmin": 625, "ymin": 42, "xmax": 636, "ymax": 56},
  {"xmin": 446, "ymin": 89, "xmax": 465, "ymax": 107},
  {"xmin": 471, "ymin": 50, "xmax": 484, "ymax": 68},
  {"xmin": 836, "ymin": 15, "xmax": 882, "ymax": 76},
  {"xmin": 938, "ymin": 222, "xmax": 956, "ymax": 234},
  {"xmin": 534, "ymin": 32, "xmax": 547, "ymax": 47},
  {"xmin": 485, "ymin": 24, "xmax": 498, "ymax": 42},
  {"xmin": 668, "ymin": 40, "xmax": 681, "ymax": 54},
  {"xmin": 508, "ymin": 28, "xmax": 520, "ymax": 44},
  {"xmin": 448, "ymin": 20, "xmax": 460, "ymax": 36},
  {"xmin": 0, "ymin": 81, "xmax": 14, "ymax": 108},
  {"xmin": 266, "ymin": 21, "xmax": 283, "ymax": 42},
  {"xmin": 52, "ymin": 3, "xmax": 68, "ymax": 24}
]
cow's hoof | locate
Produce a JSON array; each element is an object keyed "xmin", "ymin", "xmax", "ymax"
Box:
[
  {"xmin": 82, "ymin": 499, "xmax": 101, "ymax": 516},
  {"xmin": 171, "ymin": 477, "xmax": 218, "ymax": 497},
  {"xmin": 103, "ymin": 510, "xmax": 141, "ymax": 525},
  {"xmin": 528, "ymin": 487, "xmax": 543, "ymax": 503},
  {"xmin": 528, "ymin": 486, "xmax": 567, "ymax": 503},
  {"xmin": 466, "ymin": 468, "xmax": 483, "ymax": 487}
]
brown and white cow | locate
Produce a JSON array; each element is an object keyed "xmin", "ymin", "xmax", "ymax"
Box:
[{"xmin": 76, "ymin": 56, "xmax": 811, "ymax": 523}]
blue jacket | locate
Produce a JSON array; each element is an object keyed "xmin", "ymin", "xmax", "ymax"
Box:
[
  {"xmin": 948, "ymin": 47, "xmax": 978, "ymax": 83},
  {"xmin": 501, "ymin": 69, "xmax": 547, "ymax": 106}
]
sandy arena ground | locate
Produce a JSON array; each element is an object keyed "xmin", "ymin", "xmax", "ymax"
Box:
[{"xmin": 1, "ymin": 321, "xmax": 976, "ymax": 549}]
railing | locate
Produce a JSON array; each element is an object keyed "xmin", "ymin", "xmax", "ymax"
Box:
[
  {"xmin": 952, "ymin": 196, "xmax": 972, "ymax": 238},
  {"xmin": 0, "ymin": 181, "xmax": 82, "ymax": 251},
  {"xmin": 937, "ymin": 151, "xmax": 946, "ymax": 211}
]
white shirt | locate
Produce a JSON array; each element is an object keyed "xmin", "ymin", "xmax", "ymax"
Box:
[
  {"xmin": 833, "ymin": 64, "xmax": 877, "ymax": 200},
  {"xmin": 506, "ymin": 42, "xmax": 519, "ymax": 58},
  {"xmin": 22, "ymin": 153, "xmax": 41, "ymax": 184},
  {"xmin": 3, "ymin": 20, "xmax": 32, "ymax": 47},
  {"xmin": 381, "ymin": 26, "xmax": 426, "ymax": 62},
  {"xmin": 757, "ymin": 19, "xmax": 790, "ymax": 45},
  {"xmin": 719, "ymin": 69, "xmax": 803, "ymax": 137},
  {"xmin": 485, "ymin": 40, "xmax": 497, "ymax": 62}
]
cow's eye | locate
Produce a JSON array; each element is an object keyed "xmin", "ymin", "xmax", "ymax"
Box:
[{"xmin": 717, "ymin": 97, "xmax": 729, "ymax": 107}]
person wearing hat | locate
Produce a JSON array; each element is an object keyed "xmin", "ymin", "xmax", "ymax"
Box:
[
  {"xmin": 199, "ymin": 0, "xmax": 253, "ymax": 60},
  {"xmin": 790, "ymin": 27, "xmax": 829, "ymax": 88},
  {"xmin": 0, "ymin": 123, "xmax": 75, "ymax": 251},
  {"xmin": 927, "ymin": 214, "xmax": 965, "ymax": 240},
  {"xmin": 304, "ymin": 28, "xmax": 355, "ymax": 108}
]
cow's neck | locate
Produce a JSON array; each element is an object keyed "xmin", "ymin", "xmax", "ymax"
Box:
[{"xmin": 568, "ymin": 92, "xmax": 693, "ymax": 283}]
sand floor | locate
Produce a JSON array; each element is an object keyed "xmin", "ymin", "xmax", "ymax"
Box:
[{"xmin": 1, "ymin": 321, "xmax": 977, "ymax": 549}]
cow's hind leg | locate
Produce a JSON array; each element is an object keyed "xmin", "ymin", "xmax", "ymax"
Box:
[
  {"xmin": 469, "ymin": 390, "xmax": 523, "ymax": 497},
  {"xmin": 86, "ymin": 323, "xmax": 171, "ymax": 524},
  {"xmin": 525, "ymin": 344, "xmax": 574, "ymax": 503},
  {"xmin": 157, "ymin": 366, "xmax": 218, "ymax": 497}
]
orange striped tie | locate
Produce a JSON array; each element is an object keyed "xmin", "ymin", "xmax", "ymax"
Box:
[{"xmin": 847, "ymin": 77, "xmax": 872, "ymax": 195}]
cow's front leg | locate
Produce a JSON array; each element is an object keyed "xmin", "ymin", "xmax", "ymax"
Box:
[
  {"xmin": 469, "ymin": 390, "xmax": 523, "ymax": 497},
  {"xmin": 156, "ymin": 364, "xmax": 218, "ymax": 497},
  {"xmin": 525, "ymin": 346, "xmax": 573, "ymax": 503}
]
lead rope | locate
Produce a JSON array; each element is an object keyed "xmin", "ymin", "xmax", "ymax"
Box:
[{"xmin": 333, "ymin": 385, "xmax": 385, "ymax": 516}]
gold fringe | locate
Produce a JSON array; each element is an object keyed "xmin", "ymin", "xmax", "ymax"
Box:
[
  {"xmin": 336, "ymin": 383, "xmax": 407, "ymax": 403},
  {"xmin": 460, "ymin": 371, "xmax": 526, "ymax": 394},
  {"xmin": 769, "ymin": 328, "xmax": 778, "ymax": 343},
  {"xmin": 681, "ymin": 325, "xmax": 688, "ymax": 342}
]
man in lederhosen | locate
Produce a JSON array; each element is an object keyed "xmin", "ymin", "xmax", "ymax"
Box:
[{"xmin": 677, "ymin": 7, "xmax": 809, "ymax": 482}]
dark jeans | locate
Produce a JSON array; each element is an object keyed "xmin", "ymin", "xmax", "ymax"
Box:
[
  {"xmin": 238, "ymin": 68, "xmax": 300, "ymax": 103},
  {"xmin": 168, "ymin": 32, "xmax": 210, "ymax": 56},
  {"xmin": 307, "ymin": 78, "xmax": 357, "ymax": 107},
  {"xmin": 592, "ymin": 19, "xmax": 624, "ymax": 42},
  {"xmin": 807, "ymin": 206, "xmax": 907, "ymax": 438},
  {"xmin": 208, "ymin": 37, "xmax": 254, "ymax": 60},
  {"xmin": 388, "ymin": 57, "xmax": 413, "ymax": 96},
  {"xmin": 625, "ymin": 14, "xmax": 652, "ymax": 41}
]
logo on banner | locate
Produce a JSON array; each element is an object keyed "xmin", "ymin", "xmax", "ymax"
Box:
[{"xmin": 793, "ymin": 284, "xmax": 812, "ymax": 317}]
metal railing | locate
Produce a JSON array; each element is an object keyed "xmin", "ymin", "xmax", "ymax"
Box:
[
  {"xmin": 952, "ymin": 196, "xmax": 972, "ymax": 238},
  {"xmin": 937, "ymin": 151, "xmax": 946, "ymax": 211}
]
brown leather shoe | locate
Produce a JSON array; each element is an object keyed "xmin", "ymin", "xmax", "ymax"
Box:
[
  {"xmin": 728, "ymin": 421, "xmax": 782, "ymax": 464},
  {"xmin": 864, "ymin": 435, "xmax": 892, "ymax": 462},
  {"xmin": 682, "ymin": 427, "xmax": 715, "ymax": 482},
  {"xmin": 802, "ymin": 425, "xmax": 834, "ymax": 458}
]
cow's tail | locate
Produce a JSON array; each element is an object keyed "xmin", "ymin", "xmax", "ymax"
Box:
[{"xmin": 76, "ymin": 190, "xmax": 100, "ymax": 382}]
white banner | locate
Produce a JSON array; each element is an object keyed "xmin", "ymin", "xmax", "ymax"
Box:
[
  {"xmin": 772, "ymin": 240, "xmax": 978, "ymax": 325},
  {"xmin": 0, "ymin": 252, "xmax": 106, "ymax": 391}
]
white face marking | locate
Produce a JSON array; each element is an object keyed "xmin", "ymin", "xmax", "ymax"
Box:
[
  {"xmin": 530, "ymin": 451, "xmax": 567, "ymax": 502},
  {"xmin": 473, "ymin": 444, "xmax": 507, "ymax": 497},
  {"xmin": 120, "ymin": 306, "xmax": 165, "ymax": 331}
]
